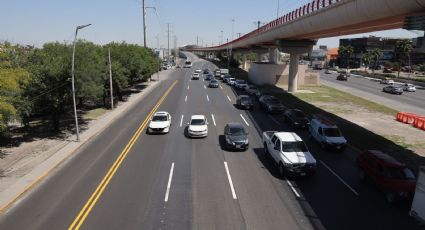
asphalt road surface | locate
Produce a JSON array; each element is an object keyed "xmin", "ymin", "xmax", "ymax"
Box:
[
  {"xmin": 320, "ymin": 71, "xmax": 425, "ymax": 115},
  {"xmin": 0, "ymin": 53, "xmax": 422, "ymax": 230}
]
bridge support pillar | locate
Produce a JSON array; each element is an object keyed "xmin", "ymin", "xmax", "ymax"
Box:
[
  {"xmin": 278, "ymin": 40, "xmax": 316, "ymax": 92},
  {"xmin": 269, "ymin": 48, "xmax": 279, "ymax": 64},
  {"xmin": 242, "ymin": 53, "xmax": 248, "ymax": 70}
]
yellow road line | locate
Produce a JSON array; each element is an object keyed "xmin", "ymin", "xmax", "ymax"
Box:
[{"xmin": 69, "ymin": 80, "xmax": 178, "ymax": 230}]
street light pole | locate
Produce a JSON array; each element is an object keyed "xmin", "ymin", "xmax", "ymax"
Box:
[{"xmin": 71, "ymin": 23, "xmax": 91, "ymax": 142}]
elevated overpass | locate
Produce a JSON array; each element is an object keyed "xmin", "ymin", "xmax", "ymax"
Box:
[{"xmin": 185, "ymin": 0, "xmax": 425, "ymax": 92}]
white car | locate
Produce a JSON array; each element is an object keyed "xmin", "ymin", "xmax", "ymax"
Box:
[
  {"xmin": 187, "ymin": 115, "xmax": 208, "ymax": 138},
  {"xmin": 403, "ymin": 83, "xmax": 416, "ymax": 92},
  {"xmin": 192, "ymin": 73, "xmax": 200, "ymax": 80},
  {"xmin": 380, "ymin": 79, "xmax": 394, "ymax": 84},
  {"xmin": 325, "ymin": 69, "xmax": 336, "ymax": 74},
  {"xmin": 147, "ymin": 111, "xmax": 172, "ymax": 134},
  {"xmin": 309, "ymin": 115, "xmax": 347, "ymax": 151},
  {"xmin": 195, "ymin": 68, "xmax": 202, "ymax": 74}
]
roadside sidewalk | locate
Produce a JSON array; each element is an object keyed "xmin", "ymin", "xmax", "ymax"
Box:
[{"xmin": 0, "ymin": 70, "xmax": 173, "ymax": 212}]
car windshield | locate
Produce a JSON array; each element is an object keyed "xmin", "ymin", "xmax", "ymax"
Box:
[
  {"xmin": 229, "ymin": 127, "xmax": 246, "ymax": 135},
  {"xmin": 249, "ymin": 86, "xmax": 258, "ymax": 90},
  {"xmin": 268, "ymin": 98, "xmax": 280, "ymax": 104},
  {"xmin": 237, "ymin": 80, "xmax": 246, "ymax": 84},
  {"xmin": 282, "ymin": 141, "xmax": 308, "ymax": 152},
  {"xmin": 386, "ymin": 168, "xmax": 416, "ymax": 180},
  {"xmin": 152, "ymin": 115, "xmax": 168, "ymax": 121},
  {"xmin": 211, "ymin": 80, "xmax": 218, "ymax": 83},
  {"xmin": 191, "ymin": 119, "xmax": 205, "ymax": 125},
  {"xmin": 323, "ymin": 128, "xmax": 342, "ymax": 137}
]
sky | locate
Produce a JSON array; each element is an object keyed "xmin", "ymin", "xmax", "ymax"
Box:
[{"xmin": 0, "ymin": 0, "xmax": 420, "ymax": 48}]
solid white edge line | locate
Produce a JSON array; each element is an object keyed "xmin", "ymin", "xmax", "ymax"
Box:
[
  {"xmin": 180, "ymin": 115, "xmax": 184, "ymax": 127},
  {"xmin": 286, "ymin": 179, "xmax": 301, "ymax": 198},
  {"xmin": 320, "ymin": 160, "xmax": 359, "ymax": 196},
  {"xmin": 268, "ymin": 115, "xmax": 281, "ymax": 125},
  {"xmin": 211, "ymin": 114, "xmax": 216, "ymax": 126},
  {"xmin": 240, "ymin": 114, "xmax": 250, "ymax": 126},
  {"xmin": 164, "ymin": 162, "xmax": 175, "ymax": 202},
  {"xmin": 206, "ymin": 95, "xmax": 209, "ymax": 102},
  {"xmin": 227, "ymin": 95, "xmax": 231, "ymax": 102},
  {"xmin": 185, "ymin": 95, "xmax": 187, "ymax": 102},
  {"xmin": 187, "ymin": 85, "xmax": 190, "ymax": 90},
  {"xmin": 220, "ymin": 85, "xmax": 223, "ymax": 89},
  {"xmin": 224, "ymin": 161, "xmax": 237, "ymax": 199}
]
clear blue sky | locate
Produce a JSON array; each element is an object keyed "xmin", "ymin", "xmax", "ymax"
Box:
[{"xmin": 1, "ymin": 0, "xmax": 420, "ymax": 48}]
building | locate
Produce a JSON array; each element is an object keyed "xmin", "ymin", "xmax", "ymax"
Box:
[{"xmin": 338, "ymin": 36, "xmax": 425, "ymax": 68}]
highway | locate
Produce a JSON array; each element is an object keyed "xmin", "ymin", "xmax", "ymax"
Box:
[
  {"xmin": 0, "ymin": 53, "xmax": 422, "ymax": 230},
  {"xmin": 320, "ymin": 71, "xmax": 425, "ymax": 115}
]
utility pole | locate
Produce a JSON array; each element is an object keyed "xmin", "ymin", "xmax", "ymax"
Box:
[
  {"xmin": 108, "ymin": 47, "xmax": 114, "ymax": 109},
  {"xmin": 174, "ymin": 35, "xmax": 178, "ymax": 63},
  {"xmin": 141, "ymin": 0, "xmax": 156, "ymax": 48},
  {"xmin": 156, "ymin": 34, "xmax": 160, "ymax": 81},
  {"xmin": 167, "ymin": 23, "xmax": 171, "ymax": 61},
  {"xmin": 237, "ymin": 33, "xmax": 242, "ymax": 38},
  {"xmin": 220, "ymin": 30, "xmax": 223, "ymax": 45},
  {"xmin": 196, "ymin": 35, "xmax": 199, "ymax": 46}
]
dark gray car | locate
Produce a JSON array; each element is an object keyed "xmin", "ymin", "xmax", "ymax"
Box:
[
  {"xmin": 259, "ymin": 95, "xmax": 286, "ymax": 113},
  {"xmin": 383, "ymin": 85, "xmax": 403, "ymax": 95},
  {"xmin": 209, "ymin": 79, "xmax": 219, "ymax": 88},
  {"xmin": 224, "ymin": 123, "xmax": 249, "ymax": 151},
  {"xmin": 236, "ymin": 95, "xmax": 254, "ymax": 110}
]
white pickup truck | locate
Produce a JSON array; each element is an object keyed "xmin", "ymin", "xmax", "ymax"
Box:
[{"xmin": 263, "ymin": 131, "xmax": 316, "ymax": 176}]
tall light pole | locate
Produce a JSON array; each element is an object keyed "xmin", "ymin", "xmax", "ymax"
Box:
[
  {"xmin": 220, "ymin": 30, "xmax": 223, "ymax": 45},
  {"xmin": 71, "ymin": 23, "xmax": 91, "ymax": 142},
  {"xmin": 141, "ymin": 0, "xmax": 156, "ymax": 48}
]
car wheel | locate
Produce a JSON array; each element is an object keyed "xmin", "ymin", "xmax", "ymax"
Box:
[
  {"xmin": 385, "ymin": 192, "xmax": 395, "ymax": 203},
  {"xmin": 359, "ymin": 169, "xmax": 366, "ymax": 181}
]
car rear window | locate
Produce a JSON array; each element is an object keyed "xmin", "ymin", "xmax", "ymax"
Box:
[
  {"xmin": 152, "ymin": 115, "xmax": 168, "ymax": 121},
  {"xmin": 282, "ymin": 141, "xmax": 308, "ymax": 152},
  {"xmin": 323, "ymin": 128, "xmax": 342, "ymax": 137},
  {"xmin": 191, "ymin": 119, "xmax": 205, "ymax": 125}
]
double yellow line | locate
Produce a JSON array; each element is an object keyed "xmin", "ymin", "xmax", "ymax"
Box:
[{"xmin": 69, "ymin": 80, "xmax": 178, "ymax": 230}]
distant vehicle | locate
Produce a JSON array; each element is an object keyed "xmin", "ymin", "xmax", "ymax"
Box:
[
  {"xmin": 236, "ymin": 95, "xmax": 254, "ymax": 110},
  {"xmin": 336, "ymin": 73, "xmax": 348, "ymax": 81},
  {"xmin": 325, "ymin": 69, "xmax": 336, "ymax": 74},
  {"xmin": 184, "ymin": 61, "xmax": 193, "ymax": 68},
  {"xmin": 245, "ymin": 85, "xmax": 259, "ymax": 95},
  {"xmin": 203, "ymin": 69, "xmax": 210, "ymax": 74},
  {"xmin": 263, "ymin": 131, "xmax": 316, "ymax": 176},
  {"xmin": 370, "ymin": 65, "xmax": 383, "ymax": 70},
  {"xmin": 223, "ymin": 75, "xmax": 232, "ymax": 83},
  {"xmin": 312, "ymin": 60, "xmax": 324, "ymax": 70},
  {"xmin": 176, "ymin": 65, "xmax": 181, "ymax": 68},
  {"xmin": 410, "ymin": 166, "xmax": 425, "ymax": 223},
  {"xmin": 147, "ymin": 111, "xmax": 172, "ymax": 134},
  {"xmin": 214, "ymin": 69, "xmax": 221, "ymax": 78},
  {"xmin": 187, "ymin": 115, "xmax": 208, "ymax": 138},
  {"xmin": 283, "ymin": 109, "xmax": 310, "ymax": 128},
  {"xmin": 383, "ymin": 68, "xmax": 393, "ymax": 73},
  {"xmin": 380, "ymin": 78, "xmax": 394, "ymax": 84},
  {"xmin": 208, "ymin": 79, "xmax": 219, "ymax": 88},
  {"xmin": 309, "ymin": 115, "xmax": 347, "ymax": 151},
  {"xmin": 195, "ymin": 68, "xmax": 202, "ymax": 74},
  {"xmin": 219, "ymin": 68, "xmax": 229, "ymax": 79},
  {"xmin": 205, "ymin": 74, "xmax": 214, "ymax": 81},
  {"xmin": 356, "ymin": 150, "xmax": 416, "ymax": 203},
  {"xmin": 192, "ymin": 73, "xmax": 200, "ymax": 80},
  {"xmin": 224, "ymin": 123, "xmax": 249, "ymax": 151},
  {"xmin": 403, "ymin": 83, "xmax": 416, "ymax": 92},
  {"xmin": 259, "ymin": 95, "xmax": 286, "ymax": 114},
  {"xmin": 383, "ymin": 85, "xmax": 403, "ymax": 95},
  {"xmin": 255, "ymin": 91, "xmax": 271, "ymax": 99},
  {"xmin": 235, "ymin": 80, "xmax": 248, "ymax": 89},
  {"xmin": 227, "ymin": 78, "xmax": 236, "ymax": 86}
]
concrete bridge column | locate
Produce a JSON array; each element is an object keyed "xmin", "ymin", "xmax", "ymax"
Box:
[
  {"xmin": 279, "ymin": 40, "xmax": 317, "ymax": 93},
  {"xmin": 269, "ymin": 48, "xmax": 279, "ymax": 64},
  {"xmin": 242, "ymin": 53, "xmax": 248, "ymax": 70}
]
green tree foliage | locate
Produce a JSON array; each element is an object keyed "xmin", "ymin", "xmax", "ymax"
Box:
[
  {"xmin": 362, "ymin": 52, "xmax": 373, "ymax": 72},
  {"xmin": 395, "ymin": 39, "xmax": 412, "ymax": 78},
  {"xmin": 371, "ymin": 48, "xmax": 382, "ymax": 74},
  {"xmin": 338, "ymin": 45, "xmax": 354, "ymax": 69},
  {"xmin": 0, "ymin": 43, "xmax": 31, "ymax": 133}
]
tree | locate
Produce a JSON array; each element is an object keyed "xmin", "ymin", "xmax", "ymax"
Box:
[
  {"xmin": 370, "ymin": 48, "xmax": 382, "ymax": 74},
  {"xmin": 338, "ymin": 45, "xmax": 353, "ymax": 69},
  {"xmin": 27, "ymin": 42, "xmax": 72, "ymax": 131},
  {"xmin": 395, "ymin": 39, "xmax": 412, "ymax": 78},
  {"xmin": 0, "ymin": 43, "xmax": 31, "ymax": 134},
  {"xmin": 362, "ymin": 52, "xmax": 373, "ymax": 72}
]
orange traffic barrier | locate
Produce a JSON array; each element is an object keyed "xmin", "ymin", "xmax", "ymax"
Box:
[
  {"xmin": 414, "ymin": 117, "xmax": 425, "ymax": 131},
  {"xmin": 396, "ymin": 112, "xmax": 419, "ymax": 124}
]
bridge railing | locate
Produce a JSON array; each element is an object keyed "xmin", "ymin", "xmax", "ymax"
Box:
[{"xmin": 216, "ymin": 0, "xmax": 339, "ymax": 48}]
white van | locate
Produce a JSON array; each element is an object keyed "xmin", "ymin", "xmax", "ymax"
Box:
[{"xmin": 309, "ymin": 115, "xmax": 347, "ymax": 151}]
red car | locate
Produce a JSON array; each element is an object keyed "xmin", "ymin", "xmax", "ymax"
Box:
[{"xmin": 356, "ymin": 150, "xmax": 416, "ymax": 203}]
